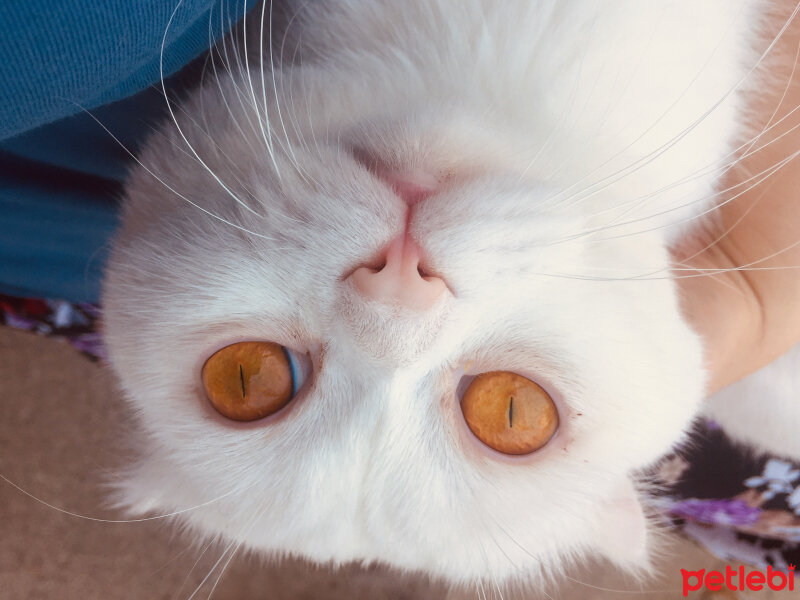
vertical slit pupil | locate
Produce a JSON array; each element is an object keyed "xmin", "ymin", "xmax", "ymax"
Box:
[
  {"xmin": 508, "ymin": 396, "xmax": 514, "ymax": 428},
  {"xmin": 239, "ymin": 364, "xmax": 245, "ymax": 398}
]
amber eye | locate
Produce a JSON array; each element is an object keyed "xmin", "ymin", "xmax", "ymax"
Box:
[
  {"xmin": 460, "ymin": 371, "xmax": 558, "ymax": 455},
  {"xmin": 201, "ymin": 342, "xmax": 308, "ymax": 421}
]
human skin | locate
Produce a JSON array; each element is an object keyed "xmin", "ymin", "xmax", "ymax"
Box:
[{"xmin": 673, "ymin": 6, "xmax": 800, "ymax": 395}]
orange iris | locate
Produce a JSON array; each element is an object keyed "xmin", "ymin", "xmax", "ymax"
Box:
[
  {"xmin": 202, "ymin": 342, "xmax": 294, "ymax": 421},
  {"xmin": 461, "ymin": 371, "xmax": 558, "ymax": 455}
]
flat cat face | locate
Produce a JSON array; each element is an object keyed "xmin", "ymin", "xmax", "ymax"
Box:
[{"xmin": 102, "ymin": 0, "xmax": 757, "ymax": 586}]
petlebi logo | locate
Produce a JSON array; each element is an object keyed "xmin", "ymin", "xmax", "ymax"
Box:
[{"xmin": 681, "ymin": 564, "xmax": 795, "ymax": 596}]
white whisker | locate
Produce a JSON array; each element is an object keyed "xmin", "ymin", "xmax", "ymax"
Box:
[
  {"xmin": 159, "ymin": 0, "xmax": 265, "ymax": 219},
  {"xmin": 170, "ymin": 539, "xmax": 216, "ymax": 600},
  {"xmin": 0, "ymin": 471, "xmax": 253, "ymax": 523},
  {"xmin": 185, "ymin": 501, "xmax": 271, "ymax": 600},
  {"xmin": 242, "ymin": 0, "xmax": 281, "ymax": 177},
  {"xmin": 72, "ymin": 101, "xmax": 274, "ymax": 239},
  {"xmin": 545, "ymin": 2, "xmax": 800, "ymax": 213}
]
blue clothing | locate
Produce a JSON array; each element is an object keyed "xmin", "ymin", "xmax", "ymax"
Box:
[{"xmin": 0, "ymin": 0, "xmax": 257, "ymax": 302}]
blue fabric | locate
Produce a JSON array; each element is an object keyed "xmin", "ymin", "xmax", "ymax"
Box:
[
  {"xmin": 0, "ymin": 155, "xmax": 118, "ymax": 302},
  {"xmin": 0, "ymin": 0, "xmax": 257, "ymax": 302}
]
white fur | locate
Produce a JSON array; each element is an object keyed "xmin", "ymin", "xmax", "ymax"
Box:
[
  {"xmin": 102, "ymin": 0, "xmax": 778, "ymax": 589},
  {"xmin": 706, "ymin": 345, "xmax": 800, "ymax": 458}
]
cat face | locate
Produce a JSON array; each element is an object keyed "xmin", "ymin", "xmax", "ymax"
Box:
[
  {"xmin": 101, "ymin": 0, "xmax": 757, "ymax": 586},
  {"xmin": 103, "ymin": 112, "xmax": 705, "ymax": 586}
]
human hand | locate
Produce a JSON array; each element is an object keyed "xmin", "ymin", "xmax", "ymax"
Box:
[{"xmin": 673, "ymin": 11, "xmax": 800, "ymax": 395}]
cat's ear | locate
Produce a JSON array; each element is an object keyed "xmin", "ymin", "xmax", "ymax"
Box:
[{"xmin": 591, "ymin": 478, "xmax": 649, "ymax": 568}]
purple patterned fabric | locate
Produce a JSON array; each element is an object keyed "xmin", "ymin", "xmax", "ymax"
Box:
[
  {"xmin": 669, "ymin": 499, "xmax": 762, "ymax": 527},
  {"xmin": 0, "ymin": 293, "xmax": 104, "ymax": 360}
]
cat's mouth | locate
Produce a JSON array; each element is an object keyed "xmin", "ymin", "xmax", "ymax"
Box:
[{"xmin": 352, "ymin": 147, "xmax": 441, "ymax": 207}]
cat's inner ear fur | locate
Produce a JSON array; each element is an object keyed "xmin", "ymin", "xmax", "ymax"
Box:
[{"xmin": 590, "ymin": 478, "xmax": 649, "ymax": 569}]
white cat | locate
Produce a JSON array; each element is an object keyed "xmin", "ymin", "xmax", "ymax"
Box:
[{"xmin": 102, "ymin": 0, "xmax": 795, "ymax": 591}]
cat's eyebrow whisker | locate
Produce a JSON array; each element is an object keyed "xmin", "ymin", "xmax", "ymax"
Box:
[
  {"xmin": 204, "ymin": 520, "xmax": 259, "ymax": 598},
  {"xmin": 482, "ymin": 515, "xmax": 538, "ymax": 574},
  {"xmin": 459, "ymin": 497, "xmax": 526, "ymax": 600},
  {"xmin": 147, "ymin": 543, "xmax": 197, "ymax": 578},
  {"xmin": 559, "ymin": 575, "xmax": 680, "ymax": 596},
  {"xmin": 0, "ymin": 470, "xmax": 257, "ymax": 523},
  {"xmin": 170, "ymin": 538, "xmax": 217, "ymax": 600},
  {"xmin": 487, "ymin": 512, "xmax": 678, "ymax": 596},
  {"xmin": 484, "ymin": 536, "xmax": 518, "ymax": 600},
  {"xmin": 474, "ymin": 576, "xmax": 489, "ymax": 600},
  {"xmin": 187, "ymin": 500, "xmax": 272, "ymax": 600},
  {"xmin": 184, "ymin": 537, "xmax": 240, "ymax": 600}
]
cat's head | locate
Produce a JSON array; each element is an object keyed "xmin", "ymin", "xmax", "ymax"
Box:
[{"xmin": 102, "ymin": 61, "xmax": 708, "ymax": 587}]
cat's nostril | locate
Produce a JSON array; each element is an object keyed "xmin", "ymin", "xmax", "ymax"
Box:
[{"xmin": 348, "ymin": 234, "xmax": 448, "ymax": 311}]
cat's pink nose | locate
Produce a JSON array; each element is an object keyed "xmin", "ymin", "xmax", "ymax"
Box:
[{"xmin": 349, "ymin": 235, "xmax": 448, "ymax": 310}]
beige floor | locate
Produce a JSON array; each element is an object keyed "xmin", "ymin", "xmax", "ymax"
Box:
[{"xmin": 1, "ymin": 326, "xmax": 794, "ymax": 599}]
